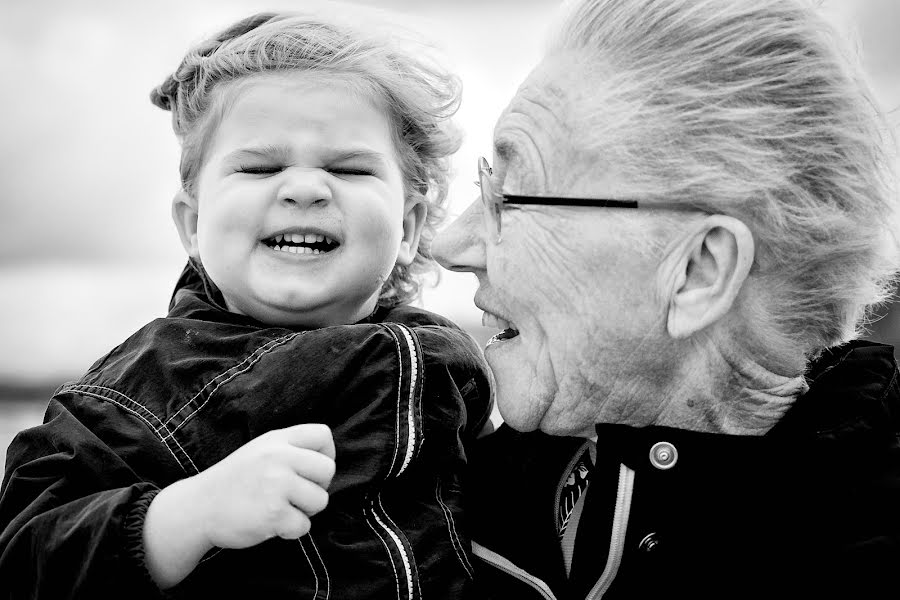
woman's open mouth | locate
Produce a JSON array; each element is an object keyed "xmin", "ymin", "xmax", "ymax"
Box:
[
  {"xmin": 262, "ymin": 232, "xmax": 340, "ymax": 255},
  {"xmin": 483, "ymin": 312, "xmax": 520, "ymax": 345}
]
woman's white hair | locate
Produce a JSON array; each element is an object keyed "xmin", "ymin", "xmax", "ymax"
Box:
[{"xmin": 550, "ymin": 0, "xmax": 900, "ymax": 356}]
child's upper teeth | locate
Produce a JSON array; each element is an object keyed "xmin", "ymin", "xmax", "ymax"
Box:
[{"xmin": 269, "ymin": 232, "xmax": 337, "ymax": 246}]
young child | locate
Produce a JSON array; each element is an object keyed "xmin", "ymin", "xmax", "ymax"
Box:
[{"xmin": 0, "ymin": 11, "xmax": 492, "ymax": 599}]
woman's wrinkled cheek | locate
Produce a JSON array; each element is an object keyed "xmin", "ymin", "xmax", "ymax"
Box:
[{"xmin": 522, "ymin": 229, "xmax": 603, "ymax": 316}]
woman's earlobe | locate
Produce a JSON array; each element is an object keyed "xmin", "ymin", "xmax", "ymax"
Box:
[
  {"xmin": 171, "ymin": 190, "xmax": 201, "ymax": 259},
  {"xmin": 665, "ymin": 215, "xmax": 755, "ymax": 338}
]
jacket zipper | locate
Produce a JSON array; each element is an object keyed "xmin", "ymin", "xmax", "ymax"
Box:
[
  {"xmin": 365, "ymin": 323, "xmax": 423, "ymax": 600},
  {"xmin": 585, "ymin": 463, "xmax": 635, "ymax": 599},
  {"xmin": 471, "ymin": 542, "xmax": 558, "ymax": 600},
  {"xmin": 474, "ymin": 460, "xmax": 635, "ymax": 599},
  {"xmin": 395, "ymin": 324, "xmax": 419, "ymax": 475},
  {"xmin": 370, "ymin": 502, "xmax": 415, "ymax": 598}
]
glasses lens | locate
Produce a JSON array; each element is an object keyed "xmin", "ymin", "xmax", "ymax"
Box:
[{"xmin": 478, "ymin": 158, "xmax": 501, "ymax": 241}]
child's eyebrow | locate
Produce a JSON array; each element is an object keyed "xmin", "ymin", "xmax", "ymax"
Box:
[
  {"xmin": 223, "ymin": 146, "xmax": 389, "ymax": 166},
  {"xmin": 326, "ymin": 149, "xmax": 390, "ymax": 165},
  {"xmin": 225, "ymin": 144, "xmax": 293, "ymax": 163}
]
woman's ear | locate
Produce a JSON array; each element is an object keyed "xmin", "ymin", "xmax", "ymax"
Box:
[
  {"xmin": 662, "ymin": 215, "xmax": 755, "ymax": 338},
  {"xmin": 171, "ymin": 190, "xmax": 201, "ymax": 259},
  {"xmin": 396, "ymin": 199, "xmax": 428, "ymax": 266}
]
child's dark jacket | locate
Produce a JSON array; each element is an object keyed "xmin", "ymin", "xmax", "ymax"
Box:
[{"xmin": 0, "ymin": 261, "xmax": 493, "ymax": 599}]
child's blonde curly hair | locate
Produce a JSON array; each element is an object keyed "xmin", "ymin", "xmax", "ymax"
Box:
[{"xmin": 151, "ymin": 11, "xmax": 462, "ymax": 307}]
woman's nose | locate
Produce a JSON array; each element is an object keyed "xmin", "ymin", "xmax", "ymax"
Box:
[
  {"xmin": 277, "ymin": 169, "xmax": 333, "ymax": 208},
  {"xmin": 433, "ymin": 198, "xmax": 486, "ymax": 272}
]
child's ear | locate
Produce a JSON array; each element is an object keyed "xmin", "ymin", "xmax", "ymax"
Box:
[
  {"xmin": 171, "ymin": 190, "xmax": 201, "ymax": 259},
  {"xmin": 397, "ymin": 199, "xmax": 427, "ymax": 266}
]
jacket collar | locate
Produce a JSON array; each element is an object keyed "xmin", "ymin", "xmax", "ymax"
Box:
[
  {"xmin": 594, "ymin": 340, "xmax": 899, "ymax": 473},
  {"xmin": 165, "ymin": 259, "xmax": 392, "ymax": 330},
  {"xmin": 167, "ymin": 259, "xmax": 253, "ymax": 325},
  {"xmin": 777, "ymin": 340, "xmax": 900, "ymax": 441}
]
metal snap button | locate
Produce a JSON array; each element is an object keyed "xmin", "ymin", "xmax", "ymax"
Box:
[
  {"xmin": 649, "ymin": 441, "xmax": 677, "ymax": 470},
  {"xmin": 638, "ymin": 532, "xmax": 660, "ymax": 553}
]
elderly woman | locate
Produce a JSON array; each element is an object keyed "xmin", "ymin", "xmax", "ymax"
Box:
[{"xmin": 434, "ymin": 0, "xmax": 900, "ymax": 598}]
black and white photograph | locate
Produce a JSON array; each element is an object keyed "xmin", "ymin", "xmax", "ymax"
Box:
[{"xmin": 1, "ymin": 0, "xmax": 899, "ymax": 597}]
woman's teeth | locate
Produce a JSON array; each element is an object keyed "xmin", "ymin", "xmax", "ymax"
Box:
[
  {"xmin": 482, "ymin": 312, "xmax": 520, "ymax": 346},
  {"xmin": 482, "ymin": 312, "xmax": 514, "ymax": 331}
]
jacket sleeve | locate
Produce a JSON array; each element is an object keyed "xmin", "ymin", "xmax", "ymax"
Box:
[
  {"xmin": 374, "ymin": 304, "xmax": 494, "ymax": 443},
  {"xmin": 416, "ymin": 323, "xmax": 494, "ymax": 444},
  {"xmin": 0, "ymin": 395, "xmax": 179, "ymax": 600}
]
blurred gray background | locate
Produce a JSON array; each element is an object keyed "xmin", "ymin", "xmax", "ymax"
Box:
[{"xmin": 2, "ymin": 0, "xmax": 898, "ymax": 454}]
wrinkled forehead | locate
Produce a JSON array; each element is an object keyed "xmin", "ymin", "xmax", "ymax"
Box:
[{"xmin": 492, "ymin": 54, "xmax": 594, "ymax": 193}]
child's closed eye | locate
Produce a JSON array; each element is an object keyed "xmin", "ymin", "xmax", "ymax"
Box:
[
  {"xmin": 236, "ymin": 164, "xmax": 283, "ymax": 176},
  {"xmin": 329, "ymin": 166, "xmax": 377, "ymax": 177}
]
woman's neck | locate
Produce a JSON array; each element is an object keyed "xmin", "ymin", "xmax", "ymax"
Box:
[{"xmin": 654, "ymin": 335, "xmax": 809, "ymax": 435}]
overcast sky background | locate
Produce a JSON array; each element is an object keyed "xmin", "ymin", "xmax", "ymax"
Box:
[{"xmin": 0, "ymin": 0, "xmax": 898, "ymax": 384}]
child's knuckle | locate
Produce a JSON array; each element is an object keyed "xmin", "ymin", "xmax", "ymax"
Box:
[{"xmin": 310, "ymin": 488, "xmax": 329, "ymax": 513}]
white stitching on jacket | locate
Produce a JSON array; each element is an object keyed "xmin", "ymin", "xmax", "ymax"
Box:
[
  {"xmin": 376, "ymin": 495, "xmax": 417, "ymax": 599},
  {"xmin": 371, "ymin": 499, "xmax": 413, "ymax": 600},
  {"xmin": 436, "ymin": 478, "xmax": 474, "ymax": 579},
  {"xmin": 365, "ymin": 503, "xmax": 402, "ymax": 600},
  {"xmin": 162, "ymin": 332, "xmax": 301, "ymax": 429},
  {"xmin": 64, "ymin": 384, "xmax": 168, "ymax": 431},
  {"xmin": 308, "ymin": 533, "xmax": 330, "ymax": 600},
  {"xmin": 395, "ymin": 324, "xmax": 419, "ymax": 475},
  {"xmin": 360, "ymin": 323, "xmax": 423, "ymax": 600},
  {"xmin": 380, "ymin": 325, "xmax": 404, "ymax": 478},
  {"xmin": 298, "ymin": 537, "xmax": 320, "ymax": 599},
  {"xmin": 61, "ymin": 388, "xmax": 192, "ymax": 474},
  {"xmin": 62, "ymin": 384, "xmax": 199, "ymax": 473}
]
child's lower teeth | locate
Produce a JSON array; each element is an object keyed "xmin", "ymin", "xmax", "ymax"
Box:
[{"xmin": 274, "ymin": 245, "xmax": 324, "ymax": 254}]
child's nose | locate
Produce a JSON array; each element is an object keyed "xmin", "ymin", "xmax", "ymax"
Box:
[{"xmin": 276, "ymin": 169, "xmax": 333, "ymax": 208}]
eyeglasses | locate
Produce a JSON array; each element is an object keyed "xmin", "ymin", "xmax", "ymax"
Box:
[{"xmin": 477, "ymin": 156, "xmax": 698, "ymax": 243}]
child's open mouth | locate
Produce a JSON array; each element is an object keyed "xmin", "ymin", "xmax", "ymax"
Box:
[{"xmin": 262, "ymin": 232, "xmax": 340, "ymax": 255}]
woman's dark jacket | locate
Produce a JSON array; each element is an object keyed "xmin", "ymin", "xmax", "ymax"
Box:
[
  {"xmin": 468, "ymin": 340, "xmax": 900, "ymax": 599},
  {"xmin": 0, "ymin": 261, "xmax": 493, "ymax": 599}
]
